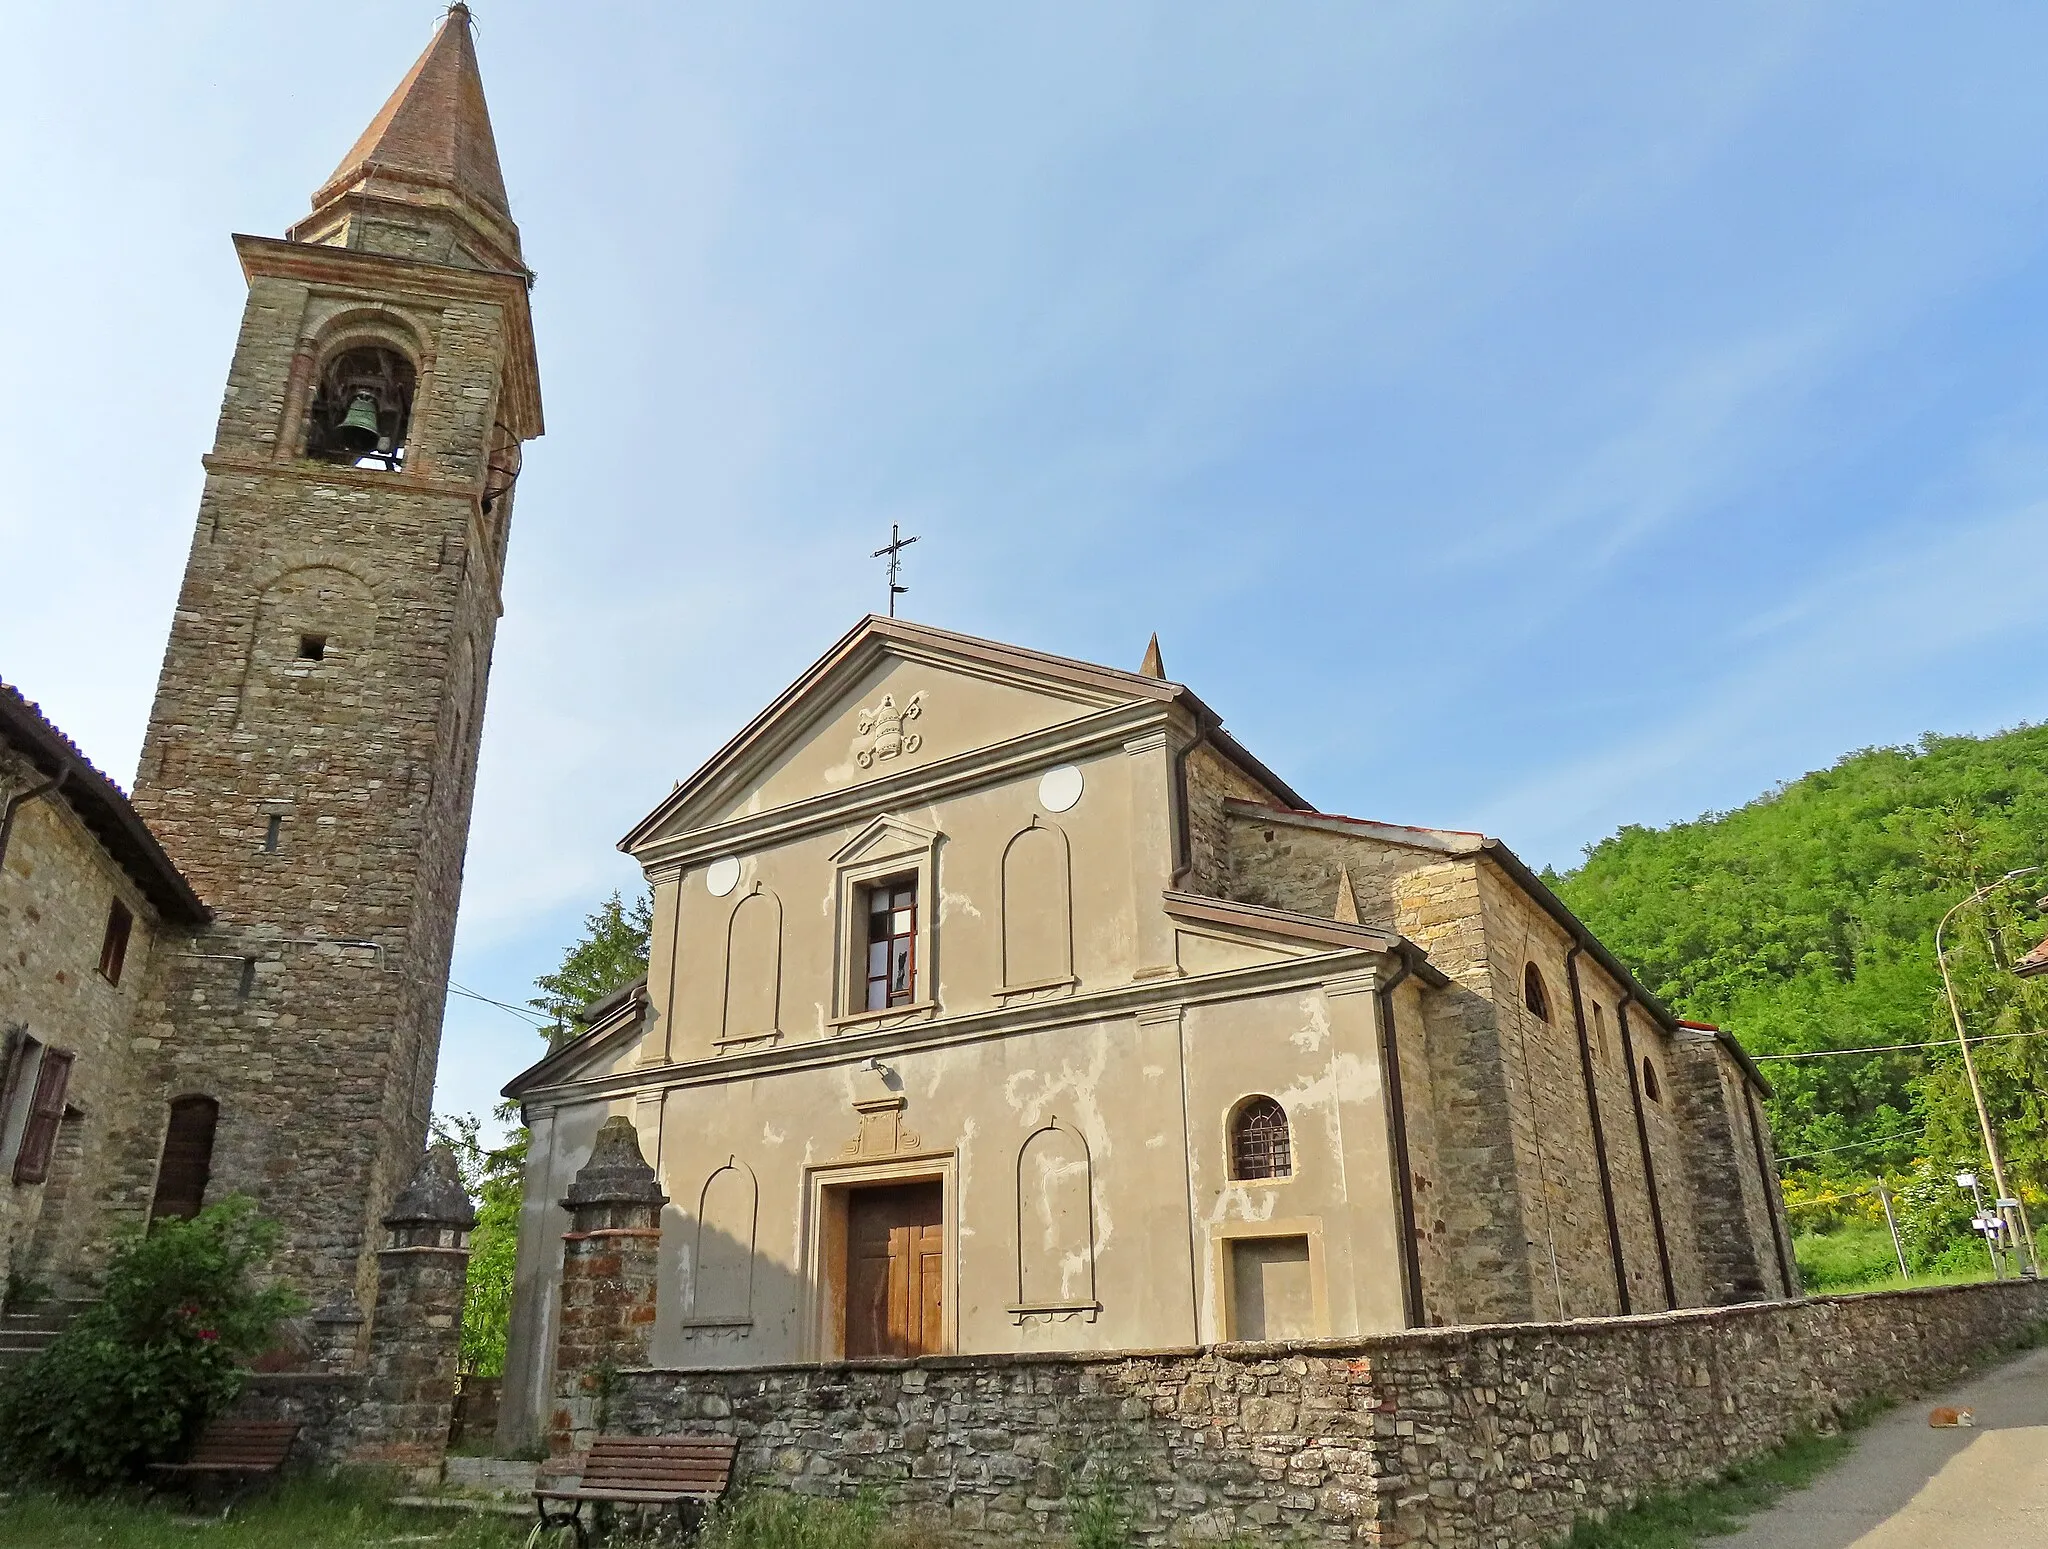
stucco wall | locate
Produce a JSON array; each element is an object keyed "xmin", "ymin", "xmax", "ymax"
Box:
[{"xmin": 602, "ymin": 1280, "xmax": 2048, "ymax": 1547}]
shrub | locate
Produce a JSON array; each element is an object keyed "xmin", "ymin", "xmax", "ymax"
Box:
[{"xmin": 0, "ymin": 1195, "xmax": 303, "ymax": 1487}]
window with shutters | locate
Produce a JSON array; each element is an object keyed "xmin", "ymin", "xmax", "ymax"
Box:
[
  {"xmin": 11, "ymin": 1048, "xmax": 74, "ymax": 1185},
  {"xmin": 150, "ymin": 1097, "xmax": 220, "ymax": 1222},
  {"xmin": 0, "ymin": 1036, "xmax": 45, "ymax": 1177},
  {"xmin": 99, "ymin": 899, "xmax": 133, "ymax": 985}
]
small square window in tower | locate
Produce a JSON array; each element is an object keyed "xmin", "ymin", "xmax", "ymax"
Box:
[{"xmin": 864, "ymin": 879, "xmax": 919, "ymax": 1011}]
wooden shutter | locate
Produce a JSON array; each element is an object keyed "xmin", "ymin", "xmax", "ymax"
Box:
[
  {"xmin": 150, "ymin": 1097, "xmax": 220, "ymax": 1222},
  {"xmin": 12, "ymin": 1050, "xmax": 73, "ymax": 1185}
]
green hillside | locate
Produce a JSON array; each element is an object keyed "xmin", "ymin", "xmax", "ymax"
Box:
[{"xmin": 1547, "ymin": 725, "xmax": 2048, "ymax": 1281}]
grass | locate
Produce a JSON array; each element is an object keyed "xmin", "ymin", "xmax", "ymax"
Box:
[
  {"xmin": 1556, "ymin": 1422, "xmax": 1865, "ymax": 1549},
  {"xmin": 0, "ymin": 1473, "xmax": 528, "ymax": 1549}
]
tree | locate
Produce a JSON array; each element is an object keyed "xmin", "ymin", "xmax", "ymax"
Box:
[
  {"xmin": 1550, "ymin": 725, "xmax": 2048, "ymax": 1273},
  {"xmin": 440, "ymin": 886, "xmax": 656, "ymax": 1373},
  {"xmin": 530, "ymin": 890, "xmax": 653, "ymax": 1049}
]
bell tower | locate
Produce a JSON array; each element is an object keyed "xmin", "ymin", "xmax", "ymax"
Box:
[{"xmin": 126, "ymin": 5, "xmax": 541, "ymax": 1331}]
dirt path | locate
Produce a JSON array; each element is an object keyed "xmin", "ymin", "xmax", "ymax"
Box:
[{"xmin": 1718, "ymin": 1342, "xmax": 2048, "ymax": 1549}]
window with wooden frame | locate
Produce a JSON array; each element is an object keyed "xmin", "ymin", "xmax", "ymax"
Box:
[
  {"xmin": 99, "ymin": 899, "xmax": 133, "ymax": 986},
  {"xmin": 1229, "ymin": 1096, "xmax": 1293, "ymax": 1181},
  {"xmin": 1523, "ymin": 962, "xmax": 1551, "ymax": 1022},
  {"xmin": 10, "ymin": 1047, "xmax": 73, "ymax": 1185},
  {"xmin": 863, "ymin": 878, "xmax": 919, "ymax": 1012}
]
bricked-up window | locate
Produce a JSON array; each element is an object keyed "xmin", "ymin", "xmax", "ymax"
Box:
[
  {"xmin": 1642, "ymin": 1057, "xmax": 1663, "ymax": 1104},
  {"xmin": 1230, "ymin": 1096, "xmax": 1293, "ymax": 1181},
  {"xmin": 864, "ymin": 878, "xmax": 919, "ymax": 1011},
  {"xmin": 99, "ymin": 900, "xmax": 134, "ymax": 985},
  {"xmin": 150, "ymin": 1096, "xmax": 219, "ymax": 1222},
  {"xmin": 1523, "ymin": 962, "xmax": 1552, "ymax": 1022},
  {"xmin": 11, "ymin": 1049, "xmax": 73, "ymax": 1185}
]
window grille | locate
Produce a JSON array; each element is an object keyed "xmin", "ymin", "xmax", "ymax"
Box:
[
  {"xmin": 1523, "ymin": 962, "xmax": 1551, "ymax": 1022},
  {"xmin": 1230, "ymin": 1096, "xmax": 1292, "ymax": 1181},
  {"xmin": 864, "ymin": 879, "xmax": 918, "ymax": 1011}
]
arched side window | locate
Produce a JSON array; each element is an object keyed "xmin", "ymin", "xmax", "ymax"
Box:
[
  {"xmin": 150, "ymin": 1096, "xmax": 219, "ymax": 1223},
  {"xmin": 1229, "ymin": 1096, "xmax": 1292, "ymax": 1181},
  {"xmin": 1641, "ymin": 1057, "xmax": 1663, "ymax": 1104},
  {"xmin": 306, "ymin": 345, "xmax": 416, "ymax": 471},
  {"xmin": 1523, "ymin": 963, "xmax": 1552, "ymax": 1022}
]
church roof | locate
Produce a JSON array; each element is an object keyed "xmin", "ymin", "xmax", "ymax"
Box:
[{"xmin": 0, "ymin": 678, "xmax": 209, "ymax": 927}]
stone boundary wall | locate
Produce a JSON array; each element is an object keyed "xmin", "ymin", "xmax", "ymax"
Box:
[
  {"xmin": 605, "ymin": 1281, "xmax": 2048, "ymax": 1546},
  {"xmin": 230, "ymin": 1373, "xmax": 366, "ymax": 1467}
]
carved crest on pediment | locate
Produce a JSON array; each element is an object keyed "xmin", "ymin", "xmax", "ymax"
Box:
[{"xmin": 853, "ymin": 692, "xmax": 924, "ymax": 770}]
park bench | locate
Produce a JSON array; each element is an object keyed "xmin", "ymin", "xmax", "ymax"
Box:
[
  {"xmin": 148, "ymin": 1417, "xmax": 300, "ymax": 1512},
  {"xmin": 532, "ymin": 1433, "xmax": 738, "ymax": 1545}
]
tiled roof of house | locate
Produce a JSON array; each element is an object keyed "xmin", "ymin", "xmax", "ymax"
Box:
[{"xmin": 0, "ymin": 678, "xmax": 208, "ymax": 926}]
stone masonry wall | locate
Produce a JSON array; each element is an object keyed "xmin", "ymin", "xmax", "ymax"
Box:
[
  {"xmin": 0, "ymin": 774, "xmax": 164, "ymax": 1292},
  {"xmin": 607, "ymin": 1280, "xmax": 2048, "ymax": 1547},
  {"xmin": 121, "ymin": 254, "xmax": 520, "ymax": 1321}
]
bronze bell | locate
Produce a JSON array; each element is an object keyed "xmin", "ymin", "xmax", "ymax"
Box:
[{"xmin": 335, "ymin": 391, "xmax": 382, "ymax": 452}]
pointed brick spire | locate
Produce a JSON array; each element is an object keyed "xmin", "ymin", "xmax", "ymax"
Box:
[
  {"xmin": 1139, "ymin": 633, "xmax": 1166, "ymax": 679},
  {"xmin": 291, "ymin": 4, "xmax": 524, "ymax": 273}
]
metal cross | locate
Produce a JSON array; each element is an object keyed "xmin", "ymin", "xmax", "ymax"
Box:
[{"xmin": 871, "ymin": 523, "xmax": 920, "ymax": 618}]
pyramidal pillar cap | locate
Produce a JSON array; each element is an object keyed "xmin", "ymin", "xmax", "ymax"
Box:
[
  {"xmin": 385, "ymin": 1144, "xmax": 478, "ymax": 1231},
  {"xmin": 563, "ymin": 1115, "xmax": 668, "ymax": 1210}
]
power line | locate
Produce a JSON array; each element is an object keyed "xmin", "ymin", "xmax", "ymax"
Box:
[
  {"xmin": 1774, "ymin": 1126, "xmax": 1926, "ymax": 1166},
  {"xmin": 447, "ymin": 980, "xmax": 551, "ymax": 1027},
  {"xmin": 1751, "ymin": 1026, "xmax": 2048, "ymax": 1063}
]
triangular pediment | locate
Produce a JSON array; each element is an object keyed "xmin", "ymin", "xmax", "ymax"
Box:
[
  {"xmin": 624, "ymin": 617, "xmax": 1184, "ymax": 852},
  {"xmin": 832, "ymin": 814, "xmax": 941, "ymax": 866}
]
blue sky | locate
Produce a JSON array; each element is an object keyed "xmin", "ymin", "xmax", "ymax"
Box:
[{"xmin": 4, "ymin": 4, "xmax": 2045, "ymax": 1132}]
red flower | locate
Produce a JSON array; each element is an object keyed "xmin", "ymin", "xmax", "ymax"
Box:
[{"xmin": 197, "ymin": 1329, "xmax": 218, "ymax": 1342}]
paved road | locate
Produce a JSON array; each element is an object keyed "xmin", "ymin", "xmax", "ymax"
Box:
[{"xmin": 1720, "ymin": 1343, "xmax": 2048, "ymax": 1548}]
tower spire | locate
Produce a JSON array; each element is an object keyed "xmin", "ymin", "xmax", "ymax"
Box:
[{"xmin": 289, "ymin": 3, "xmax": 524, "ymax": 274}]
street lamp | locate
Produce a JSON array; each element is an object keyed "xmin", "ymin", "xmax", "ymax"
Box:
[{"xmin": 1936, "ymin": 866, "xmax": 2043, "ymax": 1277}]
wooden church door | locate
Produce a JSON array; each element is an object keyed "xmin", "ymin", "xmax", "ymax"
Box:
[{"xmin": 845, "ymin": 1181, "xmax": 945, "ymax": 1357}]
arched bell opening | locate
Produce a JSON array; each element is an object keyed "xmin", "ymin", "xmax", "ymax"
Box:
[{"xmin": 306, "ymin": 345, "xmax": 416, "ymax": 471}]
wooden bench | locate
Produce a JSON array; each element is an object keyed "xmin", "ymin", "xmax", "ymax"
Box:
[
  {"xmin": 148, "ymin": 1418, "xmax": 300, "ymax": 1512},
  {"xmin": 533, "ymin": 1434, "xmax": 738, "ymax": 1545}
]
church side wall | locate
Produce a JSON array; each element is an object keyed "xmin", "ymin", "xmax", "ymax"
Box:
[
  {"xmin": 1222, "ymin": 818, "xmax": 1534, "ymax": 1325},
  {"xmin": 0, "ymin": 791, "xmax": 166, "ymax": 1291}
]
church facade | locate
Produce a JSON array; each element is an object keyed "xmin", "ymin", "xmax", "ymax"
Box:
[
  {"xmin": 1, "ymin": 7, "xmax": 535, "ymax": 1353},
  {"xmin": 497, "ymin": 617, "xmax": 1796, "ymax": 1449}
]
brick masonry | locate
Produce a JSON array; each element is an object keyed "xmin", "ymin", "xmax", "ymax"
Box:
[{"xmin": 599, "ymin": 1280, "xmax": 2048, "ymax": 1547}]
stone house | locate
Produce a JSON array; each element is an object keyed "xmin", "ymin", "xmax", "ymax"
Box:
[
  {"xmin": 0, "ymin": 7, "xmax": 533, "ymax": 1362},
  {"xmin": 496, "ymin": 617, "xmax": 1796, "ymax": 1451},
  {"xmin": 0, "ymin": 683, "xmax": 209, "ymax": 1285}
]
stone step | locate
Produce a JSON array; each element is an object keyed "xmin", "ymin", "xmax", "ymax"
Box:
[
  {"xmin": 439, "ymin": 1455, "xmax": 539, "ymax": 1499},
  {"xmin": 393, "ymin": 1494, "xmax": 533, "ymax": 1519}
]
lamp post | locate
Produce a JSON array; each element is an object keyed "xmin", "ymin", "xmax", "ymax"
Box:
[{"xmin": 1935, "ymin": 866, "xmax": 2042, "ymax": 1277}]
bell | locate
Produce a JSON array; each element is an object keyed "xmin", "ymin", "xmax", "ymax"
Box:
[{"xmin": 335, "ymin": 391, "xmax": 382, "ymax": 452}]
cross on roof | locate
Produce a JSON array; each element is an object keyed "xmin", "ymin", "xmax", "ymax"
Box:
[{"xmin": 872, "ymin": 523, "xmax": 920, "ymax": 618}]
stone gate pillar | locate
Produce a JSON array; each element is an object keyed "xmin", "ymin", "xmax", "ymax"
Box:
[
  {"xmin": 345, "ymin": 1146, "xmax": 476, "ymax": 1475},
  {"xmin": 550, "ymin": 1115, "xmax": 667, "ymax": 1454}
]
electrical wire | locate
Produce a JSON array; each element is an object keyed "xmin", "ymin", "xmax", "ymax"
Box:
[
  {"xmin": 1750, "ymin": 1026, "xmax": 2048, "ymax": 1062},
  {"xmin": 447, "ymin": 979, "xmax": 552, "ymax": 1026}
]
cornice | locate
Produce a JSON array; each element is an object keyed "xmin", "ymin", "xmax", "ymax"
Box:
[
  {"xmin": 507, "ymin": 944, "xmax": 1403, "ymax": 1108},
  {"xmin": 231, "ymin": 234, "xmax": 542, "ymax": 441},
  {"xmin": 200, "ymin": 453, "xmax": 479, "ymax": 503},
  {"xmin": 630, "ymin": 699, "xmax": 1181, "ymax": 872}
]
